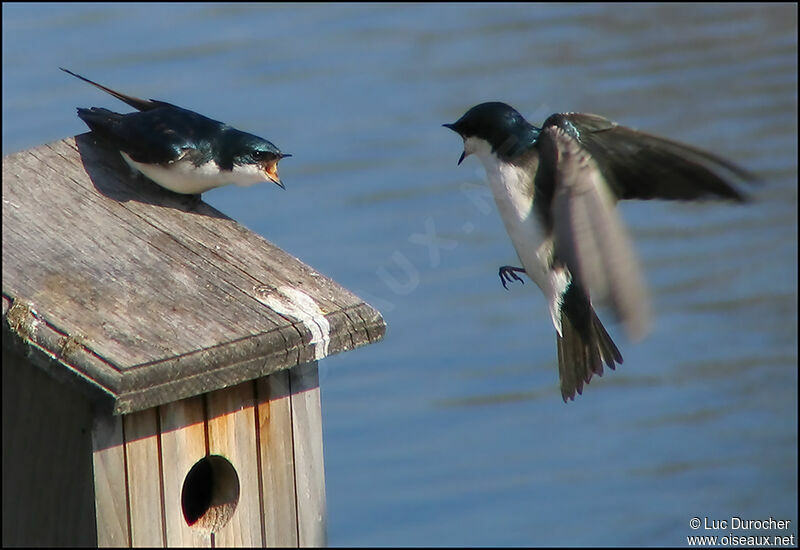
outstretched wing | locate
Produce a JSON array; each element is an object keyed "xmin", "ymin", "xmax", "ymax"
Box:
[
  {"xmin": 537, "ymin": 126, "xmax": 651, "ymax": 341},
  {"xmin": 541, "ymin": 112, "xmax": 758, "ymax": 203}
]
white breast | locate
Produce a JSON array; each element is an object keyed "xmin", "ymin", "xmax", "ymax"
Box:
[
  {"xmin": 480, "ymin": 153, "xmax": 550, "ymax": 289},
  {"xmin": 121, "ymin": 152, "xmax": 266, "ymax": 195},
  {"xmin": 470, "ymin": 141, "xmax": 571, "ymax": 334}
]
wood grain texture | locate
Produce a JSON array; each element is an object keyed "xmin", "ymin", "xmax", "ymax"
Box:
[
  {"xmin": 124, "ymin": 408, "xmax": 165, "ymax": 547},
  {"xmin": 256, "ymin": 370, "xmax": 299, "ymax": 547},
  {"xmin": 2, "ymin": 135, "xmax": 386, "ymax": 414},
  {"xmin": 2, "ymin": 346, "xmax": 97, "ymax": 547},
  {"xmin": 159, "ymin": 397, "xmax": 210, "ymax": 547},
  {"xmin": 290, "ymin": 362, "xmax": 328, "ymax": 547},
  {"xmin": 205, "ymin": 382, "xmax": 263, "ymax": 546},
  {"xmin": 92, "ymin": 413, "xmax": 130, "ymax": 547}
]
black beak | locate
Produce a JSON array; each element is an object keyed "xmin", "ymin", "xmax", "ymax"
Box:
[{"xmin": 442, "ymin": 123, "xmax": 466, "ymax": 166}]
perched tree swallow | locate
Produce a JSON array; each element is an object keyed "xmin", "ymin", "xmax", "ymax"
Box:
[
  {"xmin": 61, "ymin": 68, "xmax": 290, "ymax": 197},
  {"xmin": 444, "ymin": 102, "xmax": 757, "ymax": 402}
]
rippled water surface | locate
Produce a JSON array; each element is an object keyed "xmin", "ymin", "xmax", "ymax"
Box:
[{"xmin": 3, "ymin": 3, "xmax": 796, "ymax": 546}]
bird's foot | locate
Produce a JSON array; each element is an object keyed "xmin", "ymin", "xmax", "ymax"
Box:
[
  {"xmin": 499, "ymin": 265, "xmax": 526, "ymax": 289},
  {"xmin": 180, "ymin": 193, "xmax": 203, "ymax": 212}
]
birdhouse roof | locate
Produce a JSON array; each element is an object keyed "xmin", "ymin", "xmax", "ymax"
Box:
[{"xmin": 2, "ymin": 135, "xmax": 385, "ymax": 414}]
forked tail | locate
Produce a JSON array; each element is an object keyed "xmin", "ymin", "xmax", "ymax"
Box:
[{"xmin": 556, "ymin": 281, "xmax": 623, "ymax": 401}]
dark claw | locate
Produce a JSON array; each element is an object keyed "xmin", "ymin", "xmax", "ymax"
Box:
[
  {"xmin": 182, "ymin": 193, "xmax": 203, "ymax": 212},
  {"xmin": 498, "ymin": 265, "xmax": 526, "ymax": 290}
]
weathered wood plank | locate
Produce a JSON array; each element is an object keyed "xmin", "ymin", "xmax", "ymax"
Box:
[
  {"xmin": 2, "ymin": 347, "xmax": 97, "ymax": 547},
  {"xmin": 290, "ymin": 362, "xmax": 328, "ymax": 547},
  {"xmin": 124, "ymin": 408, "xmax": 165, "ymax": 547},
  {"xmin": 2, "ymin": 135, "xmax": 386, "ymax": 414},
  {"xmin": 4, "ymin": 137, "xmax": 296, "ymax": 366},
  {"xmin": 256, "ymin": 370, "xmax": 299, "ymax": 547},
  {"xmin": 92, "ymin": 413, "xmax": 130, "ymax": 547},
  {"xmin": 159, "ymin": 396, "xmax": 210, "ymax": 547},
  {"xmin": 206, "ymin": 382, "xmax": 263, "ymax": 546}
]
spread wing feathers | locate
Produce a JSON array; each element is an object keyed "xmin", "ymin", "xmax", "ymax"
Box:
[
  {"xmin": 543, "ymin": 126, "xmax": 651, "ymax": 341},
  {"xmin": 543, "ymin": 112, "xmax": 757, "ymax": 202}
]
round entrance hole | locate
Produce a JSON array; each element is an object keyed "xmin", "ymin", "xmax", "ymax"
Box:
[{"xmin": 181, "ymin": 455, "xmax": 240, "ymax": 533}]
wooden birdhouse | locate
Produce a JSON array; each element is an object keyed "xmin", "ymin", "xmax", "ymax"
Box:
[{"xmin": 2, "ymin": 135, "xmax": 386, "ymax": 547}]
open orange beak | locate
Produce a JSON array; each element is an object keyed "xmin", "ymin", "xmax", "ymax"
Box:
[{"xmin": 262, "ymin": 153, "xmax": 291, "ymax": 189}]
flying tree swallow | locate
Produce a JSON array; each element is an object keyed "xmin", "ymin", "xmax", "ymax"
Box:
[
  {"xmin": 444, "ymin": 102, "xmax": 757, "ymax": 401},
  {"xmin": 61, "ymin": 68, "xmax": 290, "ymax": 198}
]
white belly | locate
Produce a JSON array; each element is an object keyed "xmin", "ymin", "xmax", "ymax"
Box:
[
  {"xmin": 485, "ymin": 161, "xmax": 551, "ymax": 289},
  {"xmin": 121, "ymin": 152, "xmax": 265, "ymax": 194},
  {"xmin": 483, "ymin": 156, "xmax": 571, "ymax": 334}
]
